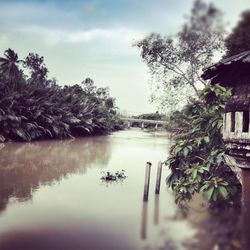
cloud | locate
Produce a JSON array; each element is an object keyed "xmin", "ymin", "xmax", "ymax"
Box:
[
  {"xmin": 17, "ymin": 26, "xmax": 144, "ymax": 46},
  {"xmin": 67, "ymin": 28, "xmax": 143, "ymax": 43}
]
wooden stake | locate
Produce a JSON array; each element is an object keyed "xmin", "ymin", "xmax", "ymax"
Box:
[
  {"xmin": 155, "ymin": 161, "xmax": 162, "ymax": 194},
  {"xmin": 143, "ymin": 162, "xmax": 152, "ymax": 201}
]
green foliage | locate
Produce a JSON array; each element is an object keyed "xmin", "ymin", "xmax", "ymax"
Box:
[
  {"xmin": 225, "ymin": 10, "xmax": 250, "ymax": 57},
  {"xmin": 166, "ymin": 84, "xmax": 241, "ymax": 206},
  {"xmin": 0, "ymin": 49, "xmax": 123, "ymax": 142}
]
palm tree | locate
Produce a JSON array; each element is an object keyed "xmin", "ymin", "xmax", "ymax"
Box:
[{"xmin": 0, "ymin": 48, "xmax": 22, "ymax": 88}]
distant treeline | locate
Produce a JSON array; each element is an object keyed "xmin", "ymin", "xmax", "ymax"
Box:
[
  {"xmin": 133, "ymin": 112, "xmax": 167, "ymax": 121},
  {"xmin": 0, "ymin": 49, "xmax": 123, "ymax": 142}
]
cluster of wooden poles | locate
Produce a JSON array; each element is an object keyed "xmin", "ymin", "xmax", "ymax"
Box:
[
  {"xmin": 143, "ymin": 161, "xmax": 162, "ymax": 202},
  {"xmin": 141, "ymin": 161, "xmax": 163, "ymax": 240}
]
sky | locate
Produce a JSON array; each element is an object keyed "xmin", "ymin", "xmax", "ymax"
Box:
[{"xmin": 0, "ymin": 0, "xmax": 249, "ymax": 115}]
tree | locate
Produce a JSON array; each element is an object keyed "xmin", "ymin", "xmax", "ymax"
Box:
[
  {"xmin": 23, "ymin": 53, "xmax": 49, "ymax": 83},
  {"xmin": 167, "ymin": 84, "xmax": 241, "ymax": 206},
  {"xmin": 81, "ymin": 77, "xmax": 96, "ymax": 95},
  {"xmin": 0, "ymin": 48, "xmax": 22, "ymax": 85},
  {"xmin": 135, "ymin": 0, "xmax": 225, "ymax": 111},
  {"xmin": 225, "ymin": 10, "xmax": 250, "ymax": 57},
  {"xmin": 0, "ymin": 48, "xmax": 123, "ymax": 142}
]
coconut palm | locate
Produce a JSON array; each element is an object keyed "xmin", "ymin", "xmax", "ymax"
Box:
[
  {"xmin": 0, "ymin": 48, "xmax": 22, "ymax": 88},
  {"xmin": 0, "ymin": 48, "xmax": 123, "ymax": 142}
]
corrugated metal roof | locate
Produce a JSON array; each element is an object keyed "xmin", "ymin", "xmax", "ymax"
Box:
[{"xmin": 201, "ymin": 50, "xmax": 250, "ymax": 85}]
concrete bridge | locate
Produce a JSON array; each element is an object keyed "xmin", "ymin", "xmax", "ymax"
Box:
[{"xmin": 121, "ymin": 118, "xmax": 167, "ymax": 130}]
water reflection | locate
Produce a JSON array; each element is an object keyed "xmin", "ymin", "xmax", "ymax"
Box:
[
  {"xmin": 141, "ymin": 192, "xmax": 242, "ymax": 250},
  {"xmin": 0, "ymin": 130, "xmax": 172, "ymax": 250},
  {"xmin": 154, "ymin": 195, "xmax": 160, "ymax": 225},
  {"xmin": 171, "ymin": 199, "xmax": 242, "ymax": 250},
  {"xmin": 0, "ymin": 137, "xmax": 112, "ymax": 213},
  {"xmin": 141, "ymin": 201, "xmax": 148, "ymax": 240},
  {"xmin": 141, "ymin": 195, "xmax": 160, "ymax": 240},
  {"xmin": 185, "ymin": 207, "xmax": 241, "ymax": 250},
  {"xmin": 0, "ymin": 226, "xmax": 136, "ymax": 250}
]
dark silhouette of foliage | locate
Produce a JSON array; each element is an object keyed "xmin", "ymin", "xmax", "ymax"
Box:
[
  {"xmin": 0, "ymin": 48, "xmax": 24, "ymax": 90},
  {"xmin": 225, "ymin": 10, "xmax": 250, "ymax": 57},
  {"xmin": 0, "ymin": 49, "xmax": 123, "ymax": 142},
  {"xmin": 23, "ymin": 53, "xmax": 49, "ymax": 83}
]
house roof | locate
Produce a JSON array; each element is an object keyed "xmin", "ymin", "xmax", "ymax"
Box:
[{"xmin": 201, "ymin": 50, "xmax": 250, "ymax": 86}]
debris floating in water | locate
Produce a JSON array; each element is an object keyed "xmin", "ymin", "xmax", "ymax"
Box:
[{"xmin": 101, "ymin": 170, "xmax": 127, "ymax": 181}]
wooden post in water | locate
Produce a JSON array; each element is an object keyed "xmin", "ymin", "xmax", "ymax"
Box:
[
  {"xmin": 155, "ymin": 161, "xmax": 162, "ymax": 194},
  {"xmin": 143, "ymin": 162, "xmax": 152, "ymax": 202}
]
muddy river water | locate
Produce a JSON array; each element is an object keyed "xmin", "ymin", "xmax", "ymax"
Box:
[{"xmin": 0, "ymin": 129, "xmax": 241, "ymax": 250}]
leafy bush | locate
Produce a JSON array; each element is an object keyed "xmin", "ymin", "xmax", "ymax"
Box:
[{"xmin": 166, "ymin": 84, "xmax": 241, "ymax": 206}]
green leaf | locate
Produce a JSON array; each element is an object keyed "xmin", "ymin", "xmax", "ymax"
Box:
[
  {"xmin": 174, "ymin": 146, "xmax": 182, "ymax": 154},
  {"xmin": 203, "ymin": 136, "xmax": 210, "ymax": 143},
  {"xmin": 183, "ymin": 147, "xmax": 189, "ymax": 157},
  {"xmin": 204, "ymin": 187, "xmax": 214, "ymax": 201},
  {"xmin": 192, "ymin": 169, "xmax": 198, "ymax": 179},
  {"xmin": 200, "ymin": 183, "xmax": 209, "ymax": 192},
  {"xmin": 195, "ymin": 137, "xmax": 202, "ymax": 146},
  {"xmin": 218, "ymin": 186, "xmax": 228, "ymax": 199}
]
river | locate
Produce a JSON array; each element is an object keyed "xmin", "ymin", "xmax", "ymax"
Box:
[{"xmin": 0, "ymin": 129, "xmax": 241, "ymax": 250}]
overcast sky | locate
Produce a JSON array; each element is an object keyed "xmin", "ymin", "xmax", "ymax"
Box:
[{"xmin": 0, "ymin": 0, "xmax": 249, "ymax": 114}]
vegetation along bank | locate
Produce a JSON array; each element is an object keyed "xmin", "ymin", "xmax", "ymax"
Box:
[{"xmin": 0, "ymin": 49, "xmax": 123, "ymax": 142}]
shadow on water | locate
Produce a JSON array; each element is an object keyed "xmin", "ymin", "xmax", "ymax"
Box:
[
  {"xmin": 164, "ymin": 199, "xmax": 242, "ymax": 250},
  {"xmin": 140, "ymin": 190, "xmax": 242, "ymax": 250},
  {"xmin": 182, "ymin": 204, "xmax": 242, "ymax": 250},
  {"xmin": 140, "ymin": 195, "xmax": 179, "ymax": 250},
  {"xmin": 154, "ymin": 194, "xmax": 160, "ymax": 226},
  {"xmin": 0, "ymin": 136, "xmax": 112, "ymax": 214},
  {"xmin": 140, "ymin": 195, "xmax": 160, "ymax": 240},
  {"xmin": 141, "ymin": 201, "xmax": 148, "ymax": 240}
]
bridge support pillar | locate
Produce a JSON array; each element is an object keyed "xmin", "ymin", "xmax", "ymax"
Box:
[
  {"xmin": 127, "ymin": 121, "xmax": 131, "ymax": 128},
  {"xmin": 141, "ymin": 122, "xmax": 145, "ymax": 130},
  {"xmin": 155, "ymin": 123, "xmax": 158, "ymax": 130}
]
